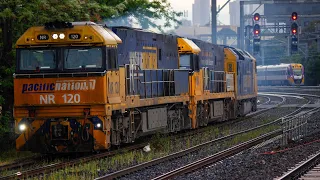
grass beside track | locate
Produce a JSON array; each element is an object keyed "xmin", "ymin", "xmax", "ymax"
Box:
[
  {"xmin": 0, "ymin": 149, "xmax": 35, "ymax": 166},
  {"xmin": 19, "ymin": 122, "xmax": 280, "ymax": 180}
]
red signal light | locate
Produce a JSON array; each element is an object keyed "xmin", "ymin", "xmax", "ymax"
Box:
[
  {"xmin": 292, "ymin": 29, "xmax": 297, "ymax": 34},
  {"xmin": 253, "ymin": 13, "xmax": 260, "ymax": 21},
  {"xmin": 291, "ymin": 12, "xmax": 298, "ymax": 21},
  {"xmin": 255, "ymin": 30, "xmax": 259, "ymax": 34}
]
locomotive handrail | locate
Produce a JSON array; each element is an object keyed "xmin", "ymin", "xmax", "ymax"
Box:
[{"xmin": 13, "ymin": 70, "xmax": 107, "ymax": 78}]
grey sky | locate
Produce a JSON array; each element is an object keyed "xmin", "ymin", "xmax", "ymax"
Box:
[{"xmin": 168, "ymin": 0, "xmax": 230, "ymax": 25}]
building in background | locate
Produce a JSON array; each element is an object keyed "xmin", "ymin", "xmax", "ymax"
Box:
[
  {"xmin": 192, "ymin": 0, "xmax": 210, "ymax": 26},
  {"xmin": 229, "ymin": 0, "xmax": 240, "ymax": 26}
]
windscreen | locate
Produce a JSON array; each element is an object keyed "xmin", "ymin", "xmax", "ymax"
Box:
[
  {"xmin": 64, "ymin": 47, "xmax": 103, "ymax": 69},
  {"xmin": 19, "ymin": 49, "xmax": 56, "ymax": 70},
  {"xmin": 293, "ymin": 69, "xmax": 302, "ymax": 76}
]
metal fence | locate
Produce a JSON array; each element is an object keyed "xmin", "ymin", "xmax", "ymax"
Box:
[{"xmin": 281, "ymin": 108, "xmax": 320, "ymax": 146}]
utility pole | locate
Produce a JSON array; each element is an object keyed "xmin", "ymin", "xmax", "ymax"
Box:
[
  {"xmin": 317, "ymin": 24, "xmax": 320, "ymax": 52},
  {"xmin": 237, "ymin": 27, "xmax": 241, "ymax": 48},
  {"xmin": 240, "ymin": 1, "xmax": 244, "ymax": 49},
  {"xmin": 287, "ymin": 36, "xmax": 291, "ymax": 56},
  {"xmin": 211, "ymin": 0, "xmax": 217, "ymax": 44},
  {"xmin": 318, "ymin": 35, "xmax": 320, "ymax": 52}
]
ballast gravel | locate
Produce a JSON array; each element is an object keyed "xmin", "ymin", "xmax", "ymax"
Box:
[
  {"xmin": 175, "ymin": 110, "xmax": 320, "ymax": 180},
  {"xmin": 116, "ymin": 100, "xmax": 306, "ymax": 179},
  {"xmin": 97, "ymin": 94, "xmax": 308, "ymax": 179}
]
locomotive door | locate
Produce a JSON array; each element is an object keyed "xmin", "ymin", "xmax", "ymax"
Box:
[{"xmin": 126, "ymin": 52, "xmax": 142, "ymax": 95}]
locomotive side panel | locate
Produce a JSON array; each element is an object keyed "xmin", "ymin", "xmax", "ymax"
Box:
[{"xmin": 111, "ymin": 27, "xmax": 179, "ymax": 69}]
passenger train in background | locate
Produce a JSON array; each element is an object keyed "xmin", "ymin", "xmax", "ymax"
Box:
[
  {"xmin": 14, "ymin": 21, "xmax": 257, "ymax": 153},
  {"xmin": 257, "ymin": 63, "xmax": 304, "ymax": 86}
]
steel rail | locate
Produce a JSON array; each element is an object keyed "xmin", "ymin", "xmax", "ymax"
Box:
[
  {"xmin": 152, "ymin": 92, "xmax": 319, "ymax": 180},
  {"xmin": 0, "ymin": 155, "xmax": 42, "ymax": 172},
  {"xmin": 0, "ymin": 98, "xmax": 280, "ymax": 180},
  {"xmin": 96, "ymin": 125, "xmax": 283, "ymax": 180},
  {"xmin": 152, "ymin": 130, "xmax": 282, "ymax": 180},
  {"xmin": 0, "ymin": 143, "xmax": 148, "ymax": 180},
  {"xmin": 258, "ymin": 92, "xmax": 313, "ymax": 119},
  {"xmin": 257, "ymin": 95, "xmax": 271, "ymax": 106},
  {"xmin": 277, "ymin": 151, "xmax": 320, "ymax": 180},
  {"xmin": 4, "ymin": 92, "xmax": 309, "ymax": 179},
  {"xmin": 96, "ymin": 92, "xmax": 317, "ymax": 180},
  {"xmin": 246, "ymin": 93, "xmax": 286, "ymax": 118}
]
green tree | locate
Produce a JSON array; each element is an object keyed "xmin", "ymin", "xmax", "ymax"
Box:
[{"xmin": 0, "ymin": 0, "xmax": 181, "ymax": 135}]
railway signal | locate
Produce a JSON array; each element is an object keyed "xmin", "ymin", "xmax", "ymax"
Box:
[
  {"xmin": 290, "ymin": 12, "xmax": 299, "ymax": 53},
  {"xmin": 291, "ymin": 22, "xmax": 298, "ymax": 35},
  {"xmin": 291, "ymin": 12, "xmax": 298, "ymax": 21},
  {"xmin": 253, "ymin": 38, "xmax": 260, "ymax": 52},
  {"xmin": 253, "ymin": 24, "xmax": 260, "ymax": 35},
  {"xmin": 253, "ymin": 13, "xmax": 260, "ymax": 21},
  {"xmin": 291, "ymin": 35, "xmax": 298, "ymax": 52},
  {"xmin": 253, "ymin": 13, "xmax": 261, "ymax": 54}
]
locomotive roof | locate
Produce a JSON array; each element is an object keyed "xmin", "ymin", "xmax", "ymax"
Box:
[{"xmin": 16, "ymin": 21, "xmax": 122, "ymax": 47}]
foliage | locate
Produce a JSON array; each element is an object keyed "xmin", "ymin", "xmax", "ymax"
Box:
[
  {"xmin": 0, "ymin": 0, "xmax": 181, "ymax": 135},
  {"xmin": 104, "ymin": 0, "xmax": 182, "ymax": 31}
]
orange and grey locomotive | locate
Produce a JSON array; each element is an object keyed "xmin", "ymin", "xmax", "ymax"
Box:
[{"xmin": 14, "ymin": 22, "xmax": 257, "ymax": 153}]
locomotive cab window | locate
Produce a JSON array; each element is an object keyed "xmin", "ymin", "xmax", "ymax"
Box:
[
  {"xmin": 64, "ymin": 47, "xmax": 104, "ymax": 70},
  {"xmin": 18, "ymin": 49, "xmax": 56, "ymax": 72},
  {"xmin": 179, "ymin": 54, "xmax": 191, "ymax": 69},
  {"xmin": 179, "ymin": 54, "xmax": 199, "ymax": 71}
]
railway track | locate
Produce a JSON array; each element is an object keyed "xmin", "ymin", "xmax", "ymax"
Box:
[
  {"xmin": 0, "ymin": 143, "xmax": 148, "ymax": 180},
  {"xmin": 0, "ymin": 155, "xmax": 43, "ymax": 172},
  {"xmin": 276, "ymin": 151, "xmax": 320, "ymax": 180},
  {"xmin": 1, "ymin": 93, "xmax": 312, "ymax": 179},
  {"xmin": 0, "ymin": 94, "xmax": 284, "ymax": 178},
  {"xmin": 152, "ymin": 130, "xmax": 282, "ymax": 180},
  {"xmin": 96, "ymin": 130, "xmax": 282, "ymax": 180},
  {"xmin": 257, "ymin": 95, "xmax": 271, "ymax": 106},
  {"xmin": 96, "ymin": 92, "xmax": 319, "ymax": 180}
]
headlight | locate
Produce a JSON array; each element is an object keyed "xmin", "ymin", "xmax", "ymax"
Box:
[
  {"xmin": 94, "ymin": 123, "xmax": 102, "ymax": 130},
  {"xmin": 96, "ymin": 123, "xmax": 101, "ymax": 128},
  {"xmin": 19, "ymin": 124, "xmax": 26, "ymax": 131},
  {"xmin": 59, "ymin": 33, "xmax": 65, "ymax": 39},
  {"xmin": 52, "ymin": 34, "xmax": 58, "ymax": 39}
]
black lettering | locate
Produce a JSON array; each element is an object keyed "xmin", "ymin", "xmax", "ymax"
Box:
[{"xmin": 39, "ymin": 84, "xmax": 42, "ymax": 91}]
